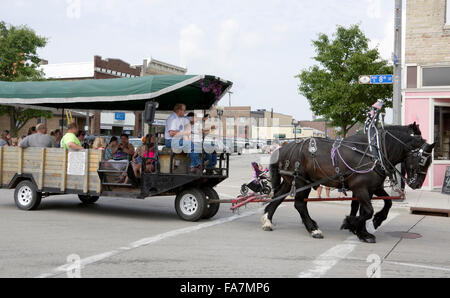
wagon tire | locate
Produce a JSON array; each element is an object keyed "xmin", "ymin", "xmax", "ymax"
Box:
[
  {"xmin": 202, "ymin": 187, "xmax": 220, "ymax": 219},
  {"xmin": 175, "ymin": 188, "xmax": 207, "ymax": 222},
  {"xmin": 14, "ymin": 180, "xmax": 42, "ymax": 211},
  {"xmin": 78, "ymin": 195, "xmax": 100, "ymax": 204}
]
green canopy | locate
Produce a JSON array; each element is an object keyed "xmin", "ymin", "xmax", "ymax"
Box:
[{"xmin": 0, "ymin": 75, "xmax": 233, "ymax": 111}]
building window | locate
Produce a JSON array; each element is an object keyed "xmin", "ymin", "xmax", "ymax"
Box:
[
  {"xmin": 423, "ymin": 67, "xmax": 450, "ymax": 87},
  {"xmin": 434, "ymin": 106, "xmax": 450, "ymax": 160},
  {"xmin": 37, "ymin": 117, "xmax": 46, "ymax": 124},
  {"xmin": 407, "ymin": 66, "xmax": 417, "ymax": 88}
]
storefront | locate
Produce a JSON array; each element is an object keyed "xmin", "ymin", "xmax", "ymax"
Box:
[
  {"xmin": 403, "ymin": 0, "xmax": 450, "ymax": 190},
  {"xmin": 403, "ymin": 84, "xmax": 450, "ymax": 190},
  {"xmin": 100, "ymin": 112, "xmax": 136, "ymax": 136}
]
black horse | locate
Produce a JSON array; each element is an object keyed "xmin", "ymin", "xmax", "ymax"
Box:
[
  {"xmin": 348, "ymin": 123, "xmax": 422, "ymax": 229},
  {"xmin": 263, "ymin": 126, "xmax": 434, "ymax": 243}
]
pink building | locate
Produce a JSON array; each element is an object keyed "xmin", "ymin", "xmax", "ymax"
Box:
[{"xmin": 403, "ymin": 0, "xmax": 450, "ymax": 189}]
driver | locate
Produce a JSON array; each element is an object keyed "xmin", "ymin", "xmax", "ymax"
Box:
[
  {"xmin": 364, "ymin": 99, "xmax": 384, "ymax": 163},
  {"xmin": 165, "ymin": 104, "xmax": 201, "ymax": 174}
]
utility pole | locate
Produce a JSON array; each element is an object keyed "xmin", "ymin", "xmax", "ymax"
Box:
[
  {"xmin": 393, "ymin": 0, "xmax": 402, "ymax": 126},
  {"xmin": 393, "ymin": 0, "xmax": 404, "ymax": 196}
]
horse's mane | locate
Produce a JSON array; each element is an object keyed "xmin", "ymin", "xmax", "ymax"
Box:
[
  {"xmin": 343, "ymin": 128, "xmax": 425, "ymax": 159},
  {"xmin": 385, "ymin": 123, "xmax": 421, "ymax": 136}
]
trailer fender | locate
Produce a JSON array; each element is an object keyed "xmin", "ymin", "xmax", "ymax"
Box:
[{"xmin": 8, "ymin": 174, "xmax": 38, "ymax": 190}]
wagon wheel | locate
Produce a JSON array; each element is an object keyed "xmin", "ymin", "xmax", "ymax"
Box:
[
  {"xmin": 78, "ymin": 195, "xmax": 100, "ymax": 204},
  {"xmin": 14, "ymin": 180, "xmax": 42, "ymax": 211},
  {"xmin": 202, "ymin": 186, "xmax": 221, "ymax": 219},
  {"xmin": 175, "ymin": 188, "xmax": 207, "ymax": 222}
]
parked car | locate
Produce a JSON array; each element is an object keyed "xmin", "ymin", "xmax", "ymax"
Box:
[{"xmin": 223, "ymin": 138, "xmax": 244, "ymax": 155}]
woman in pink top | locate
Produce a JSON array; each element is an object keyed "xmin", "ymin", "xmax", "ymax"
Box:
[{"xmin": 131, "ymin": 135, "xmax": 156, "ymax": 178}]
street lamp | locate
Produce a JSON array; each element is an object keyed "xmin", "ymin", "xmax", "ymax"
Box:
[{"xmin": 292, "ymin": 119, "xmax": 299, "ymax": 141}]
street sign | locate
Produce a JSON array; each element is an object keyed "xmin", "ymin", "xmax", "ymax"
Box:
[
  {"xmin": 370, "ymin": 75, "xmax": 393, "ymax": 84},
  {"xmin": 359, "ymin": 75, "xmax": 393, "ymax": 85},
  {"xmin": 114, "ymin": 112, "xmax": 126, "ymax": 121},
  {"xmin": 358, "ymin": 75, "xmax": 371, "ymax": 84}
]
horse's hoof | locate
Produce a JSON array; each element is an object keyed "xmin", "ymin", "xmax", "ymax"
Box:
[
  {"xmin": 359, "ymin": 235, "xmax": 376, "ymax": 243},
  {"xmin": 311, "ymin": 230, "xmax": 324, "ymax": 239},
  {"xmin": 261, "ymin": 213, "xmax": 274, "ymax": 231}
]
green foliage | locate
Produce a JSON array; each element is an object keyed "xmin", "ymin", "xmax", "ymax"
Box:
[
  {"xmin": 0, "ymin": 21, "xmax": 51, "ymax": 136},
  {"xmin": 297, "ymin": 24, "xmax": 393, "ymax": 137}
]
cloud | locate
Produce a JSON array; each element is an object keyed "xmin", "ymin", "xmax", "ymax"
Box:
[
  {"xmin": 179, "ymin": 24, "xmax": 205, "ymax": 68},
  {"xmin": 369, "ymin": 16, "xmax": 394, "ymax": 61},
  {"xmin": 217, "ymin": 19, "xmax": 240, "ymax": 62},
  {"xmin": 365, "ymin": 0, "xmax": 382, "ymax": 19}
]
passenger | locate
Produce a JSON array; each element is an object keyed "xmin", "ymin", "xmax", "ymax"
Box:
[
  {"xmin": 186, "ymin": 113, "xmax": 216, "ymax": 171},
  {"xmin": 60, "ymin": 123, "xmax": 83, "ymax": 150},
  {"xmin": 51, "ymin": 129, "xmax": 62, "ymax": 147},
  {"xmin": 104, "ymin": 136, "xmax": 120, "ymax": 160},
  {"xmin": 0, "ymin": 130, "xmax": 11, "ymax": 147},
  {"xmin": 11, "ymin": 137, "xmax": 20, "ymax": 147},
  {"xmin": 201, "ymin": 114, "xmax": 218, "ymax": 170},
  {"xmin": 165, "ymin": 103, "xmax": 201, "ymax": 174},
  {"xmin": 131, "ymin": 134, "xmax": 156, "ymax": 178},
  {"xmin": 19, "ymin": 124, "xmax": 57, "ymax": 148},
  {"xmin": 77, "ymin": 130, "xmax": 89, "ymax": 149},
  {"xmin": 92, "ymin": 137, "xmax": 106, "ymax": 150},
  {"xmin": 119, "ymin": 134, "xmax": 135, "ymax": 160},
  {"xmin": 27, "ymin": 126, "xmax": 37, "ymax": 136}
]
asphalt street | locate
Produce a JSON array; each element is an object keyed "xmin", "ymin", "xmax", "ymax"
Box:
[{"xmin": 0, "ymin": 154, "xmax": 449, "ymax": 278}]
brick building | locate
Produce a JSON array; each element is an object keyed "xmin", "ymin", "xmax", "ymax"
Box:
[{"xmin": 403, "ymin": 0, "xmax": 450, "ymax": 189}]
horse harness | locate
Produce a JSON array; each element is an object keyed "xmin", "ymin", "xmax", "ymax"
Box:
[{"xmin": 277, "ymin": 130, "xmax": 419, "ymax": 198}]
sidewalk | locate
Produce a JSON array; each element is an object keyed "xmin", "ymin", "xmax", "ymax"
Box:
[{"xmin": 403, "ymin": 188, "xmax": 450, "ymax": 210}]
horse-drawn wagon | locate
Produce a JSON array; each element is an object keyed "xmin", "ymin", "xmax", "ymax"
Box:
[{"xmin": 0, "ymin": 75, "xmax": 233, "ymax": 221}]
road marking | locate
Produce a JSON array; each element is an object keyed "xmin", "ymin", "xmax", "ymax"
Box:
[
  {"xmin": 384, "ymin": 261, "xmax": 450, "ymax": 273},
  {"xmin": 298, "ymin": 212, "xmax": 399, "ymax": 278},
  {"xmin": 36, "ymin": 207, "xmax": 265, "ymax": 278}
]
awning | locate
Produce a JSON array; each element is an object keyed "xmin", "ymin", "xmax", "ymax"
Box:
[{"xmin": 0, "ymin": 75, "xmax": 233, "ymax": 111}]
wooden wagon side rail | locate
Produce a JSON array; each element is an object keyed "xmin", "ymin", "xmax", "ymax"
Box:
[{"xmin": 0, "ymin": 147, "xmax": 102, "ymax": 195}]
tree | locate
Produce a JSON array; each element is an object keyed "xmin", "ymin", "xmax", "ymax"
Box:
[
  {"xmin": 0, "ymin": 21, "xmax": 52, "ymax": 136},
  {"xmin": 296, "ymin": 24, "xmax": 393, "ymax": 137}
]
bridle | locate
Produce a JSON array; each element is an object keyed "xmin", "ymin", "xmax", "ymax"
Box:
[{"xmin": 382, "ymin": 131, "xmax": 431, "ymax": 187}]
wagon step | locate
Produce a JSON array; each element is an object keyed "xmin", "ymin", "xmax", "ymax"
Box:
[{"xmin": 101, "ymin": 182, "xmax": 134, "ymax": 187}]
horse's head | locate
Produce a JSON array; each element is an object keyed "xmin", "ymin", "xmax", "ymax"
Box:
[{"xmin": 404, "ymin": 140, "xmax": 435, "ymax": 190}]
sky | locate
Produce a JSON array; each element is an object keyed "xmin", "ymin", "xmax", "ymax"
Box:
[{"xmin": 0, "ymin": 0, "xmax": 400, "ymax": 122}]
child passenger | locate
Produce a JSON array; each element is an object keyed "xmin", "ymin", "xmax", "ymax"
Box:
[{"xmin": 131, "ymin": 134, "xmax": 156, "ymax": 178}]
